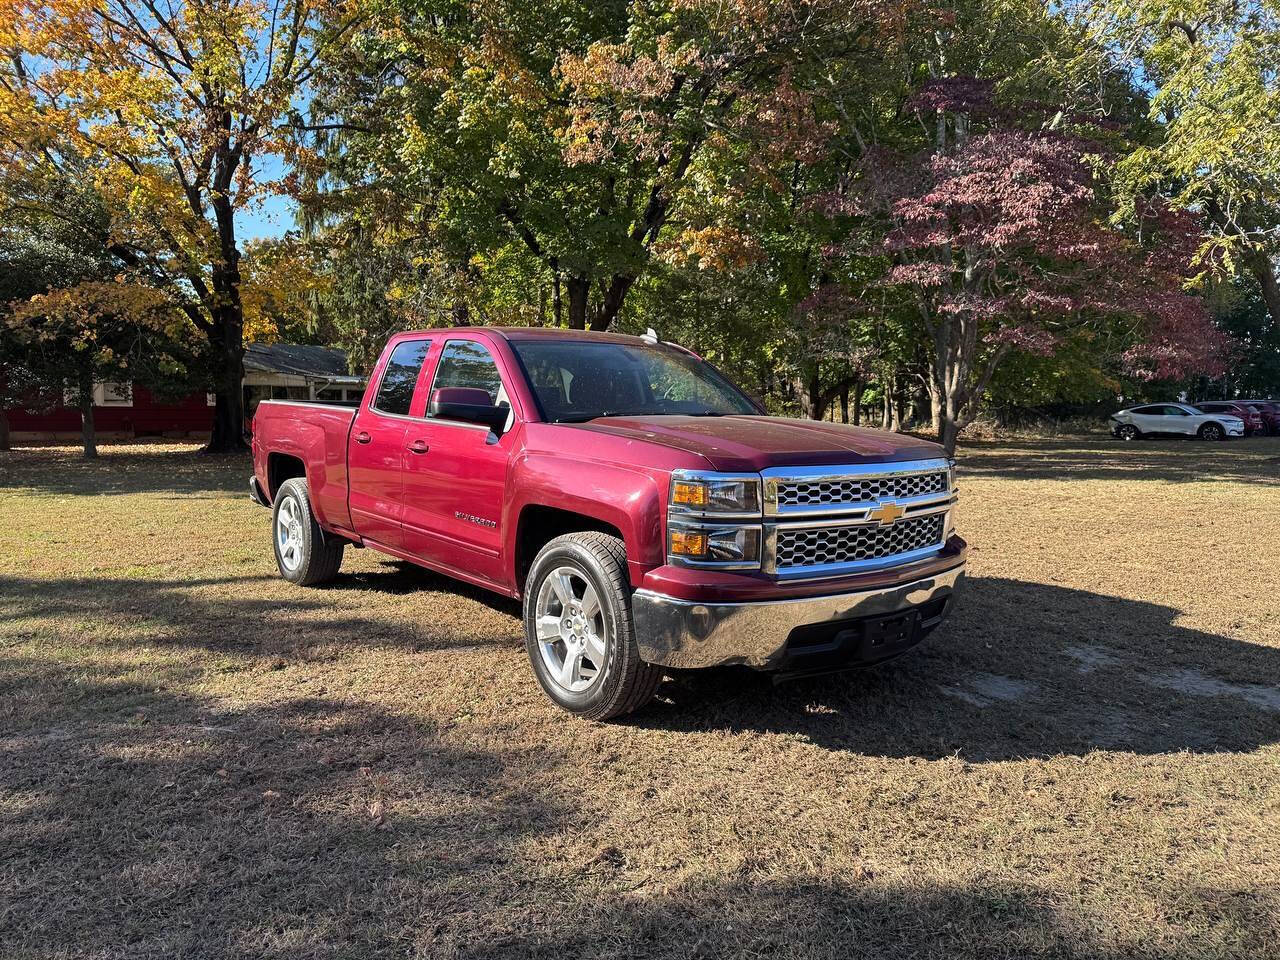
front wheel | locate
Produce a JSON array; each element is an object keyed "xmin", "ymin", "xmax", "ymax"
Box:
[
  {"xmin": 272, "ymin": 477, "xmax": 345, "ymax": 585},
  {"xmin": 1198, "ymin": 423, "xmax": 1225, "ymax": 442},
  {"xmin": 1116, "ymin": 424, "xmax": 1140, "ymax": 442},
  {"xmin": 523, "ymin": 532, "xmax": 664, "ymax": 720}
]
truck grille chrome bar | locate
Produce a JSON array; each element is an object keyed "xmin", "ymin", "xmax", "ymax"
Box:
[
  {"xmin": 776, "ymin": 470, "xmax": 947, "ymax": 510},
  {"xmin": 760, "ymin": 459, "xmax": 954, "ymax": 578}
]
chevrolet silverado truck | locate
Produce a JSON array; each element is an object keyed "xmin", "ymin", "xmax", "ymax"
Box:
[{"xmin": 250, "ymin": 328, "xmax": 966, "ymax": 719}]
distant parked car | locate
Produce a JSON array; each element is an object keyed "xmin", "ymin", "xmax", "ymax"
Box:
[
  {"xmin": 1238, "ymin": 400, "xmax": 1280, "ymax": 435},
  {"xmin": 1194, "ymin": 401, "xmax": 1266, "ymax": 436},
  {"xmin": 1110, "ymin": 403, "xmax": 1244, "ymax": 442}
]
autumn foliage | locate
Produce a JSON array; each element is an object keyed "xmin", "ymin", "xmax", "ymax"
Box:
[{"xmin": 0, "ymin": 0, "xmax": 1258, "ymax": 451}]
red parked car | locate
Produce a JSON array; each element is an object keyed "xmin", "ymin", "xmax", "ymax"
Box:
[
  {"xmin": 1193, "ymin": 401, "xmax": 1266, "ymax": 436},
  {"xmin": 1239, "ymin": 400, "xmax": 1280, "ymax": 435},
  {"xmin": 250, "ymin": 327, "xmax": 966, "ymax": 719}
]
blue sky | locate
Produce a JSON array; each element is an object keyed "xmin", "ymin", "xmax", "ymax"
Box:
[
  {"xmin": 239, "ymin": 153, "xmax": 299, "ymax": 242},
  {"xmin": 239, "ymin": 193, "xmax": 297, "ymax": 241}
]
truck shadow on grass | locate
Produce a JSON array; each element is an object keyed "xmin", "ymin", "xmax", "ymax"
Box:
[
  {"xmin": 640, "ymin": 577, "xmax": 1280, "ymax": 761},
  {"xmin": 2, "ymin": 658, "xmax": 1275, "ymax": 960}
]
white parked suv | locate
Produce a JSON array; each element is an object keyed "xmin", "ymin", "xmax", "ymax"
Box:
[{"xmin": 1110, "ymin": 403, "xmax": 1245, "ymax": 442}]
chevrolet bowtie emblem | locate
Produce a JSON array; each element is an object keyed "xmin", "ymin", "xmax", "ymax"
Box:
[{"xmin": 868, "ymin": 501, "xmax": 906, "ymax": 526}]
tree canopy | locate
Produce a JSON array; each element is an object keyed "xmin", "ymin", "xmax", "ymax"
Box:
[{"xmin": 1, "ymin": 0, "xmax": 1270, "ymax": 452}]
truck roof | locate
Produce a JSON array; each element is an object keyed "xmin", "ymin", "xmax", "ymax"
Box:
[{"xmin": 398, "ymin": 326, "xmax": 654, "ymax": 346}]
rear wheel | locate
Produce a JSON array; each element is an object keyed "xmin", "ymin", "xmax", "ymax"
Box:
[
  {"xmin": 1117, "ymin": 423, "xmax": 1140, "ymax": 442},
  {"xmin": 523, "ymin": 532, "xmax": 663, "ymax": 721},
  {"xmin": 272, "ymin": 477, "xmax": 345, "ymax": 585},
  {"xmin": 1198, "ymin": 422, "xmax": 1225, "ymax": 442}
]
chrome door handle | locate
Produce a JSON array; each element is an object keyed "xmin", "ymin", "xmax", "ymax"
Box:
[
  {"xmin": 407, "ymin": 439, "xmax": 429, "ymax": 454},
  {"xmin": 354, "ymin": 431, "xmax": 372, "ymax": 444}
]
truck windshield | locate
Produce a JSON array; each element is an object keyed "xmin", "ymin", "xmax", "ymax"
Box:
[{"xmin": 510, "ymin": 340, "xmax": 760, "ymax": 423}]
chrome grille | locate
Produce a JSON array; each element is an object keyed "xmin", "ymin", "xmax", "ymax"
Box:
[
  {"xmin": 775, "ymin": 514, "xmax": 945, "ymax": 570},
  {"xmin": 777, "ymin": 470, "xmax": 947, "ymax": 508}
]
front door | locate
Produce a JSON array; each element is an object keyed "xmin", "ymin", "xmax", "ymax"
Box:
[
  {"xmin": 347, "ymin": 338, "xmax": 431, "ymax": 551},
  {"xmin": 400, "ymin": 337, "xmax": 519, "ymax": 589},
  {"xmin": 1159, "ymin": 405, "xmax": 1196, "ymax": 435}
]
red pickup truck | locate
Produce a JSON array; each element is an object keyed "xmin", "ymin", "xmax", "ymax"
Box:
[{"xmin": 251, "ymin": 328, "xmax": 966, "ymax": 719}]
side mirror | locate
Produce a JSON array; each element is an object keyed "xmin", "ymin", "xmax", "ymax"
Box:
[{"xmin": 429, "ymin": 387, "xmax": 509, "ymax": 433}]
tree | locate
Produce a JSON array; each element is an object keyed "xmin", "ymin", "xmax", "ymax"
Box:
[
  {"xmin": 0, "ymin": 0, "xmax": 351, "ymax": 450},
  {"xmin": 8, "ymin": 281, "xmax": 189, "ymax": 457},
  {"xmin": 0, "ymin": 175, "xmax": 119, "ymax": 450},
  {"xmin": 845, "ymin": 104, "xmax": 1230, "ymax": 450},
  {"xmin": 1084, "ymin": 0, "xmax": 1280, "ymax": 327},
  {"xmin": 307, "ymin": 0, "xmax": 895, "ymax": 331}
]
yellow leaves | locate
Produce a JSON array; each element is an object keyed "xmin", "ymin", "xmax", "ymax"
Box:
[
  {"xmin": 13, "ymin": 281, "xmax": 175, "ymax": 332},
  {"xmin": 240, "ymin": 239, "xmax": 331, "ymax": 342},
  {"xmin": 659, "ymin": 225, "xmax": 762, "ymax": 272}
]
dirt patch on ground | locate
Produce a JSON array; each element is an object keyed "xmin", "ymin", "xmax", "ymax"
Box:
[{"xmin": 1, "ymin": 437, "xmax": 1278, "ymax": 959}]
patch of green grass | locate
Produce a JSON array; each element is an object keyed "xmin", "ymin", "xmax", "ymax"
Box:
[{"xmin": 1, "ymin": 438, "xmax": 1278, "ymax": 959}]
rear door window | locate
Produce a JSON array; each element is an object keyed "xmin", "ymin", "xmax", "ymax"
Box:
[
  {"xmin": 373, "ymin": 339, "xmax": 431, "ymax": 416},
  {"xmin": 429, "ymin": 340, "xmax": 510, "ymax": 408}
]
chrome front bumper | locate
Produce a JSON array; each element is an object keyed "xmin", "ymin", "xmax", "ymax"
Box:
[{"xmin": 631, "ymin": 563, "xmax": 964, "ymax": 669}]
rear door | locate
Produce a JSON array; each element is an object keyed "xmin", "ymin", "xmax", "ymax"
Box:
[
  {"xmin": 1129, "ymin": 405, "xmax": 1167, "ymax": 433},
  {"xmin": 347, "ymin": 337, "xmax": 432, "ymax": 550},
  {"xmin": 400, "ymin": 336, "xmax": 523, "ymax": 589}
]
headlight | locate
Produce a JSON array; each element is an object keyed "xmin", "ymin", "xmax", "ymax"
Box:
[
  {"xmin": 668, "ymin": 520, "xmax": 761, "ymax": 567},
  {"xmin": 669, "ymin": 471, "xmax": 761, "ymax": 516},
  {"xmin": 947, "ymin": 457, "xmax": 958, "ymax": 492}
]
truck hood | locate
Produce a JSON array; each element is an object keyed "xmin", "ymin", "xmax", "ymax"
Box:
[{"xmin": 565, "ymin": 415, "xmax": 945, "ymax": 472}]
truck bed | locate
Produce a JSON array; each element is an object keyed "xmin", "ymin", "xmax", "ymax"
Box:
[{"xmin": 252, "ymin": 400, "xmax": 358, "ymax": 533}]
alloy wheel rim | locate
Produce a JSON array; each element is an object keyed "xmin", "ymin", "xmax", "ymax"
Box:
[
  {"xmin": 534, "ymin": 566, "xmax": 608, "ymax": 693},
  {"xmin": 276, "ymin": 496, "xmax": 304, "ymax": 571}
]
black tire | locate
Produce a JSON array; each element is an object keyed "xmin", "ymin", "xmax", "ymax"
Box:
[
  {"xmin": 523, "ymin": 532, "xmax": 664, "ymax": 721},
  {"xmin": 1198, "ymin": 422, "xmax": 1225, "ymax": 442},
  {"xmin": 1116, "ymin": 423, "xmax": 1140, "ymax": 442},
  {"xmin": 272, "ymin": 477, "xmax": 345, "ymax": 586}
]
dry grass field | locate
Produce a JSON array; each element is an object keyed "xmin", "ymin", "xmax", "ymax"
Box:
[{"xmin": 2, "ymin": 437, "xmax": 1279, "ymax": 960}]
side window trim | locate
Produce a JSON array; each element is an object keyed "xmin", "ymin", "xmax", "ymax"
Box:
[{"xmin": 370, "ymin": 337, "xmax": 431, "ymax": 418}]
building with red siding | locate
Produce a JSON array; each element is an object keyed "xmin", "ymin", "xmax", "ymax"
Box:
[{"xmin": 6, "ymin": 343, "xmax": 363, "ymax": 442}]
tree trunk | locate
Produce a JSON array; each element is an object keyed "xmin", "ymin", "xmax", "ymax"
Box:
[
  {"xmin": 205, "ymin": 190, "xmax": 249, "ymax": 453},
  {"xmin": 78, "ymin": 373, "xmax": 97, "ymax": 459},
  {"xmin": 591, "ymin": 274, "xmax": 635, "ymax": 331},
  {"xmin": 852, "ymin": 385, "xmax": 862, "ymax": 425},
  {"xmin": 1243, "ymin": 248, "xmax": 1280, "ymax": 328},
  {"xmin": 840, "ymin": 384, "xmax": 849, "ymax": 424},
  {"xmin": 0, "ymin": 408, "xmax": 10, "ymax": 451},
  {"xmin": 940, "ymin": 417, "xmax": 959, "ymax": 456},
  {"xmin": 566, "ymin": 276, "xmax": 589, "ymax": 330},
  {"xmin": 550, "ymin": 258, "xmax": 563, "ymax": 327}
]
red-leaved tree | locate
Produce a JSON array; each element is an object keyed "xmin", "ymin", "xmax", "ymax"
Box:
[{"xmin": 826, "ymin": 79, "xmax": 1232, "ymax": 452}]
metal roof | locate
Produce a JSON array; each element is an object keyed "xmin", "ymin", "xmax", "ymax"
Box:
[{"xmin": 244, "ymin": 343, "xmax": 351, "ymax": 378}]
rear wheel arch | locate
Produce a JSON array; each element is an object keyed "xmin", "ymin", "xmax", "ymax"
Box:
[{"xmin": 266, "ymin": 452, "xmax": 307, "ymax": 500}]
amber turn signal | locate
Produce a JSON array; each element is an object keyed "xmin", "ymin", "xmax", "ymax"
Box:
[
  {"xmin": 669, "ymin": 529, "xmax": 709, "ymax": 557},
  {"xmin": 670, "ymin": 480, "xmax": 709, "ymax": 507}
]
